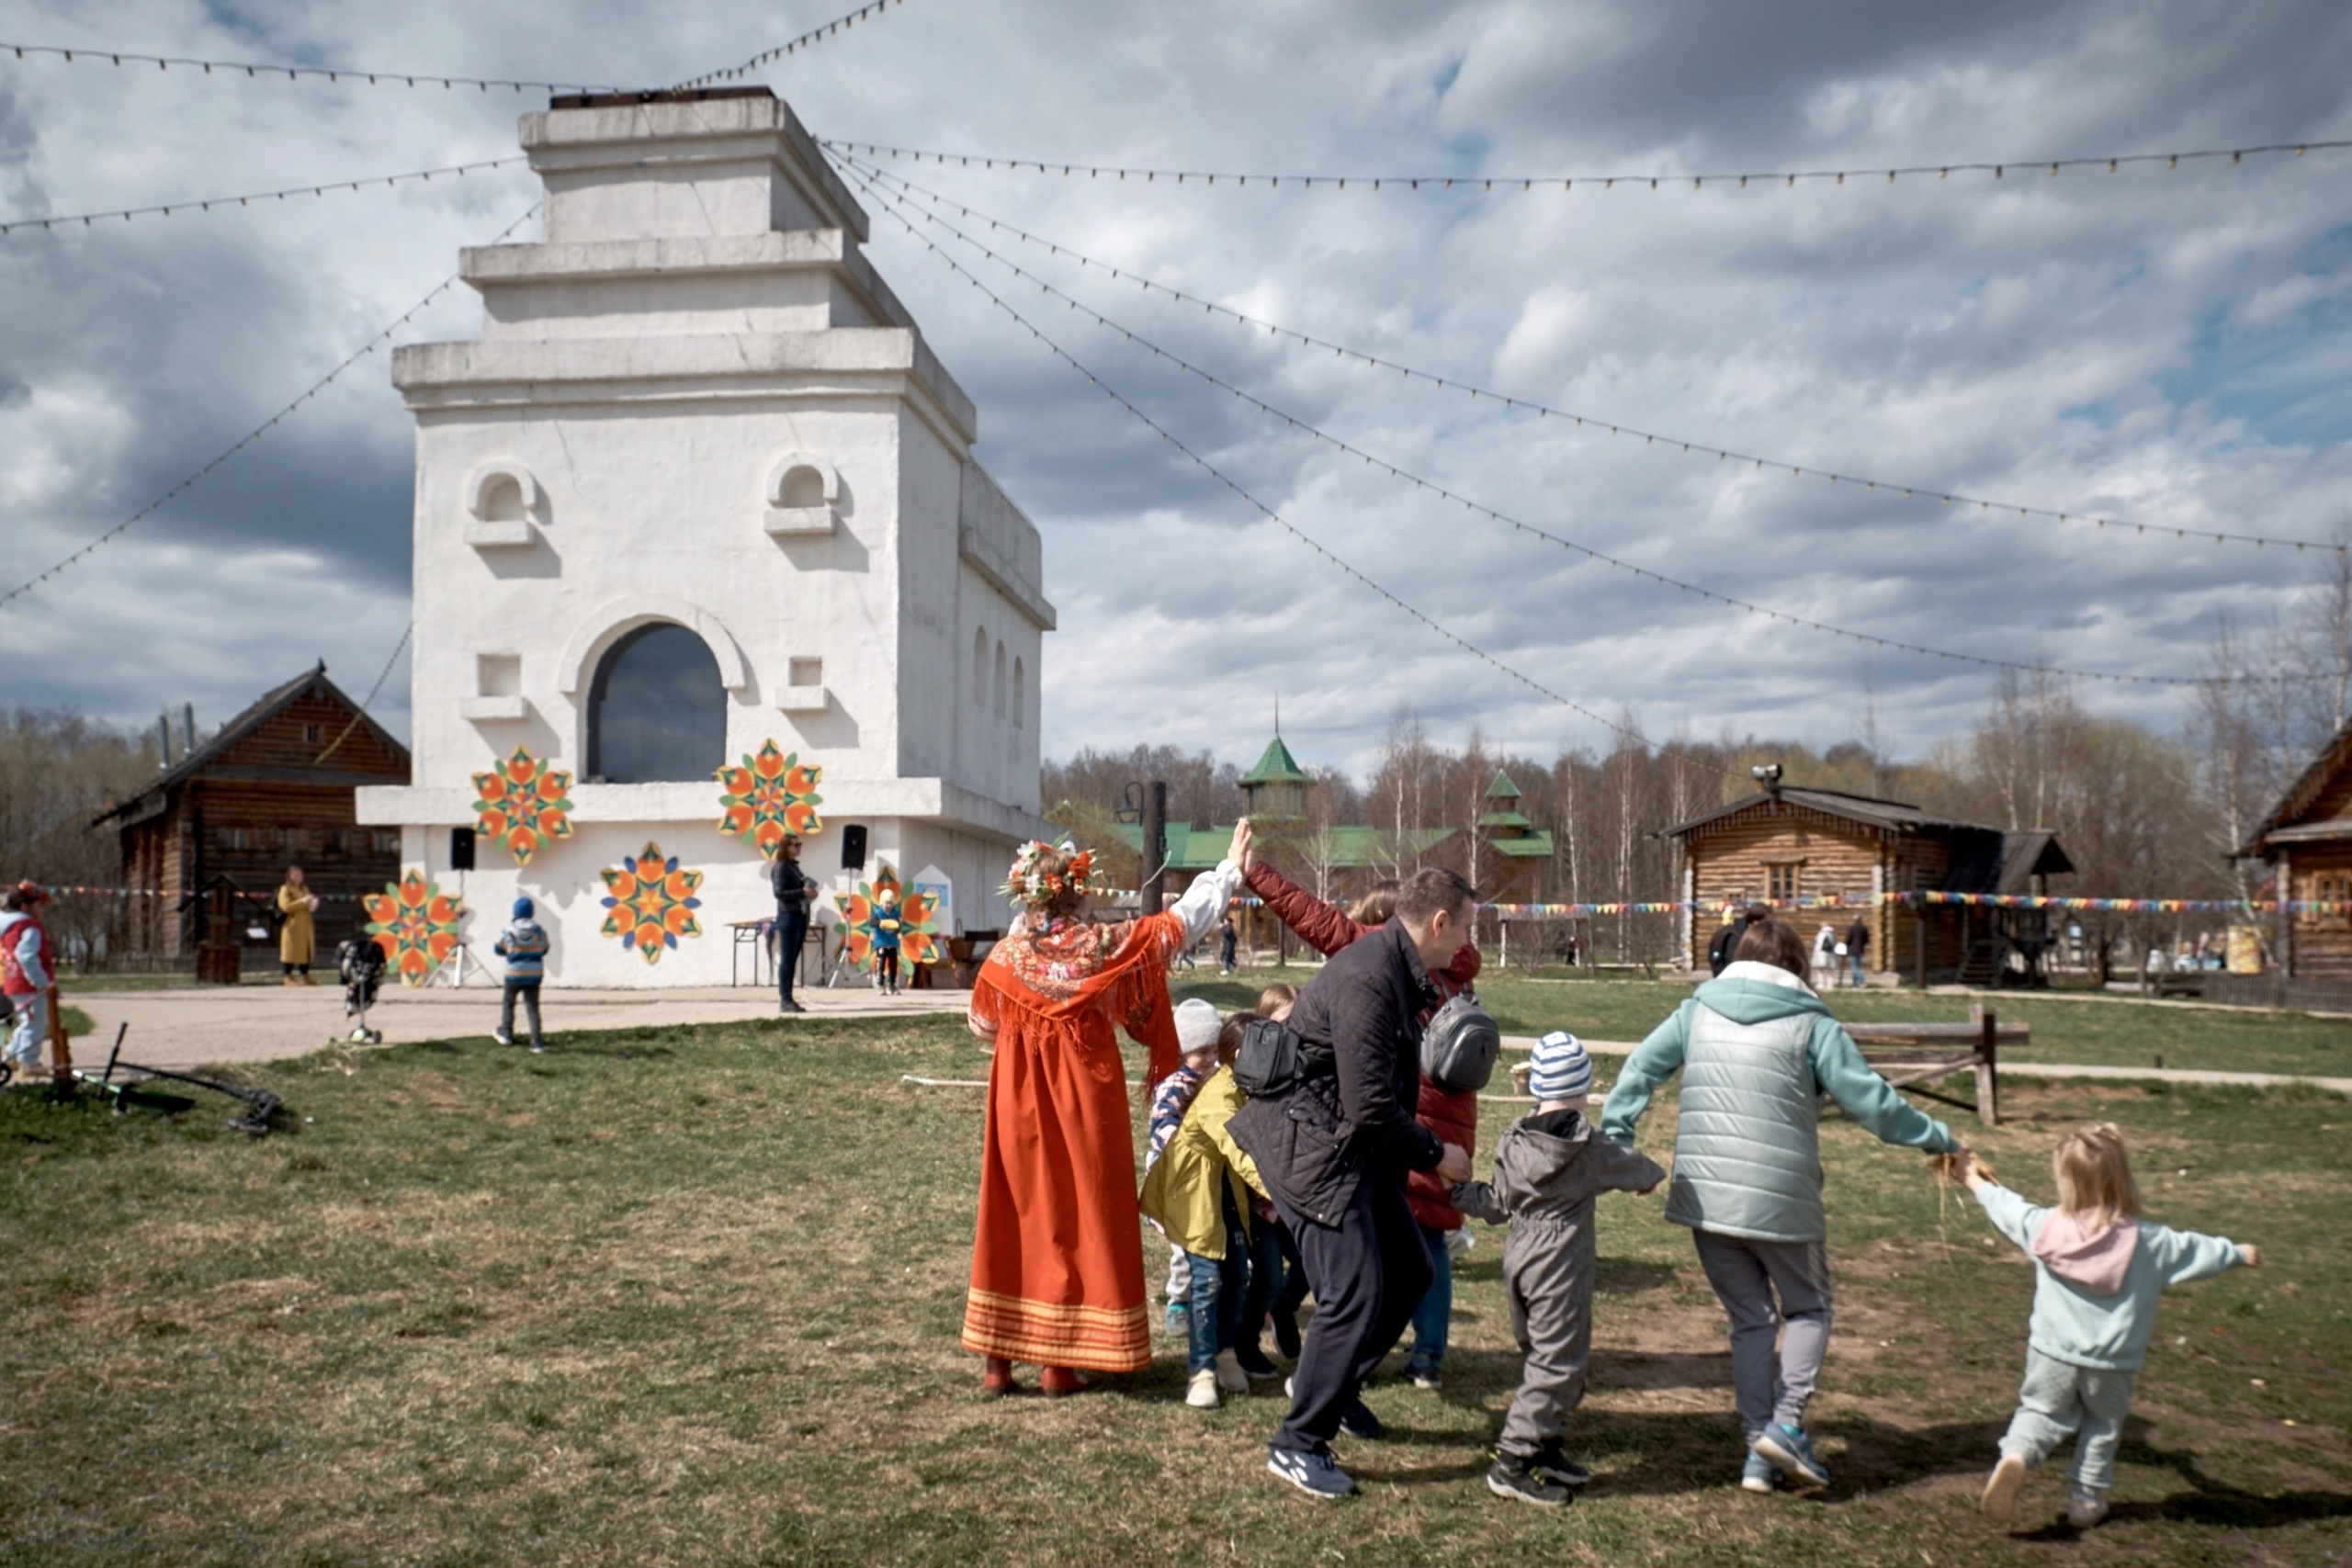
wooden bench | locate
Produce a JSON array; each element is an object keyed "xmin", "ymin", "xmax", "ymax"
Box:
[{"xmin": 1843, "ymin": 1004, "xmax": 2020, "ymax": 1125}]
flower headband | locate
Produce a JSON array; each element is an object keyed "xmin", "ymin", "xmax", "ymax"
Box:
[{"xmin": 1001, "ymin": 839, "xmax": 1104, "ymax": 907}]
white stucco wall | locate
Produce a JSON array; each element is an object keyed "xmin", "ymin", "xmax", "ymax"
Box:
[{"xmin": 358, "ymin": 91, "xmax": 1051, "ymax": 986}]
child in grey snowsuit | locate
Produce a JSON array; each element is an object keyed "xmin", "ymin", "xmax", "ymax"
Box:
[
  {"xmin": 1452, "ymin": 1032, "xmax": 1664, "ymax": 1508},
  {"xmin": 492, "ymin": 897, "xmax": 549, "ymax": 1053}
]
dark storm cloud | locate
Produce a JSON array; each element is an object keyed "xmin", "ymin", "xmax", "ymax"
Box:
[{"xmin": 2, "ymin": 0, "xmax": 2349, "ymax": 780}]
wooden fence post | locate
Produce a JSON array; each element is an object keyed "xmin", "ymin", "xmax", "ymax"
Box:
[{"xmin": 1973, "ymin": 1003, "xmax": 2000, "ymax": 1126}]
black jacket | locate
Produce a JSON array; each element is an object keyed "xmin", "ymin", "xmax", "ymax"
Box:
[
  {"xmin": 769, "ymin": 857, "xmax": 818, "ymax": 920},
  {"xmin": 1707, "ymin": 920, "xmax": 1744, "ymax": 976},
  {"xmin": 1228, "ymin": 920, "xmax": 1445, "ymax": 1227}
]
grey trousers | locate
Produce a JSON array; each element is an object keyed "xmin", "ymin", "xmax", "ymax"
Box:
[
  {"xmin": 2001, "ymin": 1348, "xmax": 2136, "ymax": 1492},
  {"xmin": 1497, "ymin": 1216, "xmax": 1595, "ymax": 1458},
  {"xmin": 1692, "ymin": 1230, "xmax": 1832, "ymax": 1444},
  {"xmin": 499, "ymin": 982, "xmax": 543, "ymax": 1049}
]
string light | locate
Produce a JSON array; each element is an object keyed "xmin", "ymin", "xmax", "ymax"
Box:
[
  {"xmin": 312, "ymin": 622, "xmax": 413, "ymax": 766},
  {"xmin": 0, "ymin": 157, "xmax": 527, "ymax": 236},
  {"xmin": 838, "ymin": 166, "xmax": 1736, "ymax": 772},
  {"xmin": 1, "ymin": 40, "xmax": 621, "ymax": 94},
  {"xmin": 668, "ymin": 0, "xmax": 910, "ymax": 90},
  {"xmin": 0, "ymin": 205, "xmax": 542, "ymax": 613},
  {"xmin": 848, "ymin": 159, "xmax": 2338, "ymax": 557},
  {"xmin": 847, "ymin": 167, "xmax": 2221, "ymax": 690},
  {"xmin": 823, "ymin": 135, "xmax": 2348, "ymax": 196}
]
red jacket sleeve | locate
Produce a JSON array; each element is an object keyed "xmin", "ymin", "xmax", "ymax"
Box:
[{"xmin": 1244, "ymin": 862, "xmax": 1369, "ymax": 958}]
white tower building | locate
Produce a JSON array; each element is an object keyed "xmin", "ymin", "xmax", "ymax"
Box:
[{"xmin": 357, "ymin": 89, "xmax": 1054, "ymax": 987}]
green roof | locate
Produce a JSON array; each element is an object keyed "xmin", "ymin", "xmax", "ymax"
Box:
[
  {"xmin": 1487, "ymin": 770, "xmax": 1522, "ymax": 801},
  {"xmin": 1480, "ymin": 809, "xmax": 1533, "ymax": 830},
  {"xmin": 1239, "ymin": 736, "xmax": 1311, "ymax": 787},
  {"xmin": 1487, "ymin": 830, "xmax": 1555, "ymax": 859}
]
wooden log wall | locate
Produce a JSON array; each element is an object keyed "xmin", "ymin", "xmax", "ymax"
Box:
[{"xmin": 2288, "ymin": 845, "xmax": 2352, "ymax": 981}]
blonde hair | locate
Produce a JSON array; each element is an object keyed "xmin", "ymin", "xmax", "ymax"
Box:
[
  {"xmin": 1255, "ymin": 982, "xmax": 1298, "ymax": 1016},
  {"xmin": 2052, "ymin": 1122, "xmax": 2143, "ymax": 1227}
]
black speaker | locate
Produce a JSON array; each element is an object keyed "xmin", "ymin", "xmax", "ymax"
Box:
[
  {"xmin": 449, "ymin": 827, "xmax": 476, "ymax": 871},
  {"xmin": 841, "ymin": 824, "xmax": 868, "ymax": 870}
]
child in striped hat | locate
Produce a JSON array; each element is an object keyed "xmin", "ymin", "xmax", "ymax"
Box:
[{"xmin": 1452, "ymin": 1031, "xmax": 1665, "ymax": 1507}]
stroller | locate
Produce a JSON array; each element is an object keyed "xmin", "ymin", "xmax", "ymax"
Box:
[{"xmin": 336, "ymin": 937, "xmax": 387, "ymax": 1044}]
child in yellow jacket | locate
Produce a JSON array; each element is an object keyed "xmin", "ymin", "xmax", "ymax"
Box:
[{"xmin": 1139, "ymin": 1012, "xmax": 1284, "ymax": 1409}]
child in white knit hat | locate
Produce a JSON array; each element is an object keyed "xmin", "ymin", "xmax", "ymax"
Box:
[
  {"xmin": 1452, "ymin": 1031, "xmax": 1665, "ymax": 1507},
  {"xmin": 1147, "ymin": 998, "xmax": 1227, "ymax": 1336}
]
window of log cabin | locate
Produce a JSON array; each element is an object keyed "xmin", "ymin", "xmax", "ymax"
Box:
[
  {"xmin": 371, "ymin": 830, "xmax": 400, "ymax": 856},
  {"xmin": 2314, "ymin": 872, "xmax": 2352, "ymax": 931},
  {"xmin": 1766, "ymin": 863, "xmax": 1800, "ymax": 902}
]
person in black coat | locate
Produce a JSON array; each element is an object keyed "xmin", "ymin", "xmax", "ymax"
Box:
[
  {"xmin": 1707, "ymin": 901, "xmax": 1772, "ymax": 977},
  {"xmin": 769, "ymin": 837, "xmax": 820, "ymax": 1013},
  {"xmin": 1230, "ymin": 866, "xmax": 1477, "ymax": 1500}
]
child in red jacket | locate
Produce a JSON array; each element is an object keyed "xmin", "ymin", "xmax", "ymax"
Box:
[{"xmin": 1241, "ymin": 848, "xmax": 1480, "ymax": 1386}]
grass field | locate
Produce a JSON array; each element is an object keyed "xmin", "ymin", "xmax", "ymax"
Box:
[
  {"xmin": 3, "ymin": 1013, "xmax": 2345, "ymax": 1567},
  {"xmin": 1178, "ymin": 967, "xmax": 2352, "ymax": 1078}
]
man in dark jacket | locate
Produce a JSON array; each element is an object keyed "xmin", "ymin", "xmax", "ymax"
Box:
[
  {"xmin": 1232, "ymin": 866, "xmax": 1477, "ymax": 1501},
  {"xmin": 1708, "ymin": 902, "xmax": 1770, "ymax": 977},
  {"xmin": 769, "ymin": 837, "xmax": 819, "ymax": 1014},
  {"xmin": 1844, "ymin": 914, "xmax": 1871, "ymax": 989}
]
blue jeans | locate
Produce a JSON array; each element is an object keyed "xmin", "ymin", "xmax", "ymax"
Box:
[
  {"xmin": 1849, "ymin": 953, "xmax": 1866, "ymax": 987},
  {"xmin": 1405, "ymin": 1223, "xmax": 1453, "ymax": 1371},
  {"xmin": 1235, "ymin": 1205, "xmax": 1289, "ymax": 1359},
  {"xmin": 775, "ymin": 915, "xmax": 808, "ymax": 1004},
  {"xmin": 1184, "ymin": 1186, "xmax": 1252, "ymax": 1375}
]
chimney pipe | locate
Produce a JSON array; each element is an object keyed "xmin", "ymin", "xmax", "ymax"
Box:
[
  {"xmin": 182, "ymin": 703, "xmax": 197, "ymax": 759},
  {"xmin": 157, "ymin": 713, "xmax": 174, "ymax": 770}
]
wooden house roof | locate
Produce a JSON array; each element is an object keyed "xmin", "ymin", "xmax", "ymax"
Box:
[
  {"xmin": 96, "ymin": 663, "xmax": 411, "ymax": 830},
  {"xmin": 2243, "ymin": 716, "xmax": 2352, "ymax": 856},
  {"xmin": 1661, "ymin": 786, "xmax": 2071, "ymax": 894}
]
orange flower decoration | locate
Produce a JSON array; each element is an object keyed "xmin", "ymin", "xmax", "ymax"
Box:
[
  {"xmin": 715, "ymin": 739, "xmax": 823, "ymax": 860},
  {"xmin": 472, "ymin": 747, "xmax": 574, "ymax": 866},
  {"xmin": 363, "ymin": 871, "xmax": 465, "ymax": 987},
  {"xmin": 833, "ymin": 862, "xmax": 946, "ymax": 971},
  {"xmin": 600, "ymin": 841, "xmax": 704, "ymax": 964}
]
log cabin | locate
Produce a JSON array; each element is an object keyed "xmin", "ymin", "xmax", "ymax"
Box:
[
  {"xmin": 2241, "ymin": 716, "xmax": 2352, "ymax": 984},
  {"xmin": 1663, "ymin": 780, "xmax": 2072, "ymax": 985},
  {"xmin": 98, "ymin": 665, "xmax": 411, "ymax": 966}
]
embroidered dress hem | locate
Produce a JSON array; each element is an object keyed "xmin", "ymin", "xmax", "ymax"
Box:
[{"xmin": 961, "ymin": 1289, "xmax": 1151, "ymax": 1371}]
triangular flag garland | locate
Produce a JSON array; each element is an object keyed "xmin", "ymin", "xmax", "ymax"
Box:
[
  {"xmin": 833, "ymin": 861, "xmax": 946, "ymax": 971},
  {"xmin": 472, "ymin": 747, "xmax": 574, "ymax": 866},
  {"xmin": 363, "ymin": 871, "xmax": 465, "ymax": 987},
  {"xmin": 716, "ymin": 739, "xmax": 824, "ymax": 859},
  {"xmin": 600, "ymin": 842, "xmax": 704, "ymax": 964}
]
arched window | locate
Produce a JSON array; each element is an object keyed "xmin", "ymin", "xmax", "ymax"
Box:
[
  {"xmin": 1013, "ymin": 656, "xmax": 1026, "ymax": 728},
  {"xmin": 587, "ymin": 623, "xmax": 725, "ymax": 784},
  {"xmin": 993, "ymin": 640, "xmax": 1007, "ymax": 717},
  {"xmin": 974, "ymin": 626, "xmax": 989, "ymax": 705}
]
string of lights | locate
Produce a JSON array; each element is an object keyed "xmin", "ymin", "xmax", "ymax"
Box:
[
  {"xmin": 826, "ymin": 134, "xmax": 2352, "ymax": 194},
  {"xmin": 848, "ymin": 164, "xmax": 2227, "ymax": 689},
  {"xmin": 670, "ymin": 0, "xmax": 911, "ymax": 90},
  {"xmin": 841, "ymin": 167, "xmax": 1748, "ymax": 774},
  {"xmin": 1, "ymin": 40, "xmax": 622, "ymax": 94},
  {"xmin": 849, "ymin": 159, "xmax": 2338, "ymax": 557},
  {"xmin": 313, "ymin": 622, "xmax": 413, "ymax": 766},
  {"xmin": 0, "ymin": 204, "xmax": 542, "ymax": 613},
  {"xmin": 0, "ymin": 156, "xmax": 527, "ymax": 236}
]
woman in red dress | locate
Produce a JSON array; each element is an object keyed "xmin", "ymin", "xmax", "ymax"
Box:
[{"xmin": 963, "ymin": 825, "xmax": 1246, "ymax": 1394}]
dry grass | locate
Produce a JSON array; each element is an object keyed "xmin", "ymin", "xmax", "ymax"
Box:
[{"xmin": 0, "ymin": 1015, "xmax": 2346, "ymax": 1567}]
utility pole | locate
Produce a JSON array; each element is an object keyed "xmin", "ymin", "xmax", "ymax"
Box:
[{"xmin": 1141, "ymin": 780, "xmax": 1169, "ymax": 916}]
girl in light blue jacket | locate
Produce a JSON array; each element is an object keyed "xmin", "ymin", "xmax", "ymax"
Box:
[{"xmin": 1962, "ymin": 1124, "xmax": 2258, "ymax": 1530}]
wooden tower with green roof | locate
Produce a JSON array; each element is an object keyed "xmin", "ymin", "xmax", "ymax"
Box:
[
  {"xmin": 1478, "ymin": 769, "xmax": 1554, "ymax": 873},
  {"xmin": 1239, "ymin": 734, "xmax": 1312, "ymax": 819}
]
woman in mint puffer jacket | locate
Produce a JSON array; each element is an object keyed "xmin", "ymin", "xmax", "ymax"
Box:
[{"xmin": 1600, "ymin": 916, "xmax": 1964, "ymax": 1496}]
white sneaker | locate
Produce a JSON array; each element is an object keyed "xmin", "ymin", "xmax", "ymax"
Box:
[
  {"xmin": 1982, "ymin": 1452, "xmax": 2028, "ymax": 1524},
  {"xmin": 1214, "ymin": 1348, "xmax": 1249, "ymax": 1393},
  {"xmin": 492, "ymin": 1027, "xmax": 512, "ymax": 1046},
  {"xmin": 1185, "ymin": 1369, "xmax": 1220, "ymax": 1409},
  {"xmin": 2065, "ymin": 1488, "xmax": 2109, "ymax": 1529}
]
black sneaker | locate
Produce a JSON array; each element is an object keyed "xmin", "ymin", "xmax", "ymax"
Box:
[
  {"xmin": 1487, "ymin": 1454, "xmax": 1575, "ymax": 1508},
  {"xmin": 1272, "ymin": 1310, "xmax": 1302, "ymax": 1361},
  {"xmin": 1339, "ymin": 1399, "xmax": 1384, "ymax": 1441},
  {"xmin": 1235, "ymin": 1345, "xmax": 1283, "ymax": 1381},
  {"xmin": 778, "ymin": 999, "xmax": 806, "ymax": 1014},
  {"xmin": 1531, "ymin": 1445, "xmax": 1591, "ymax": 1487}
]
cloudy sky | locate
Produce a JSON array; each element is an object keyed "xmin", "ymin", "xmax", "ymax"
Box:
[{"xmin": 3, "ymin": 0, "xmax": 2349, "ymax": 781}]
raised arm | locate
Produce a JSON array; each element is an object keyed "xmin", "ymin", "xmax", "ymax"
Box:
[
  {"xmin": 2146, "ymin": 1222, "xmax": 2250, "ymax": 1285},
  {"xmin": 1243, "ymin": 860, "xmax": 1369, "ymax": 958}
]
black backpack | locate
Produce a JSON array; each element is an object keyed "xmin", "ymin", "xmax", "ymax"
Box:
[{"xmin": 1232, "ymin": 1015, "xmax": 1305, "ymax": 1099}]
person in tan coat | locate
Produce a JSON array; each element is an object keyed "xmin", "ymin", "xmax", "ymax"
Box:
[{"xmin": 277, "ymin": 865, "xmax": 320, "ymax": 984}]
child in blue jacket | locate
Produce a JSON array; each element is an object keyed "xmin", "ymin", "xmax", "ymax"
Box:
[
  {"xmin": 492, "ymin": 897, "xmax": 550, "ymax": 1053},
  {"xmin": 1960, "ymin": 1124, "xmax": 2259, "ymax": 1530}
]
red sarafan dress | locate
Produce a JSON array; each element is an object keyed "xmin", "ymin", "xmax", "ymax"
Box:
[{"xmin": 961, "ymin": 909, "xmax": 1188, "ymax": 1373}]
